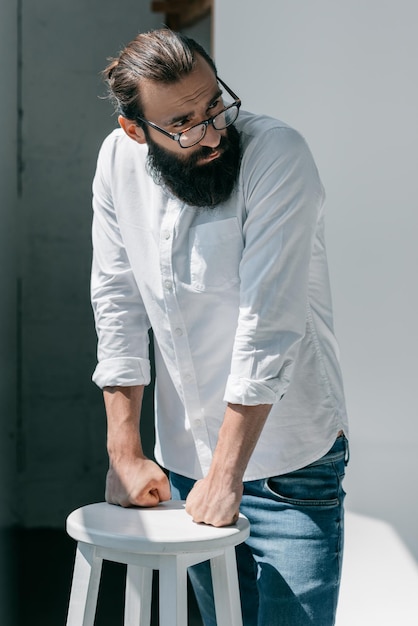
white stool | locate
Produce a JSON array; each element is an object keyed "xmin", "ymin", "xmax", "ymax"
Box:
[{"xmin": 66, "ymin": 500, "xmax": 250, "ymax": 626}]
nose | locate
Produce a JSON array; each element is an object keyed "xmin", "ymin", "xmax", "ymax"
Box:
[{"xmin": 199, "ymin": 122, "xmax": 222, "ymax": 149}]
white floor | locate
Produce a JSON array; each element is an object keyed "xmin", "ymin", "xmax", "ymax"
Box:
[{"xmin": 336, "ymin": 511, "xmax": 418, "ymax": 625}]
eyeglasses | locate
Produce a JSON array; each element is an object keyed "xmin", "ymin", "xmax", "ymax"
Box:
[{"xmin": 136, "ymin": 78, "xmax": 241, "ymax": 149}]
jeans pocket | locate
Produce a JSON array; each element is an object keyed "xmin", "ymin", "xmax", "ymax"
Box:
[{"xmin": 265, "ymin": 460, "xmax": 343, "ymax": 507}]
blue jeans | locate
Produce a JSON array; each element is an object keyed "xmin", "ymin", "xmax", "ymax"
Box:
[{"xmin": 170, "ymin": 434, "xmax": 348, "ymax": 626}]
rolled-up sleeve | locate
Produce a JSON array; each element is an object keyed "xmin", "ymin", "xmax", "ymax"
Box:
[
  {"xmin": 224, "ymin": 127, "xmax": 325, "ymax": 405},
  {"xmin": 91, "ymin": 138, "xmax": 151, "ymax": 389}
]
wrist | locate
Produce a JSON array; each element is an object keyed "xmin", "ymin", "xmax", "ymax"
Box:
[
  {"xmin": 107, "ymin": 432, "xmax": 145, "ymax": 465},
  {"xmin": 207, "ymin": 451, "xmax": 245, "ymax": 486},
  {"xmin": 103, "ymin": 385, "xmax": 145, "ymax": 464}
]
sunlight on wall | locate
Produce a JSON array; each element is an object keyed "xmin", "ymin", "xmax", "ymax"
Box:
[
  {"xmin": 214, "ymin": 0, "xmax": 418, "ymax": 562},
  {"xmin": 337, "ymin": 512, "xmax": 418, "ymax": 625}
]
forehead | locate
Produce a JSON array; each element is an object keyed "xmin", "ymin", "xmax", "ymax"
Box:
[{"xmin": 139, "ymin": 55, "xmax": 219, "ymax": 123}]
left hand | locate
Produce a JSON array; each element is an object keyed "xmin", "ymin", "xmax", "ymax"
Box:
[{"xmin": 185, "ymin": 474, "xmax": 243, "ymax": 527}]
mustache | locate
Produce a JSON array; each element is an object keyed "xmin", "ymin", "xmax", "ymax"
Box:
[{"xmin": 185, "ymin": 136, "xmax": 229, "ymax": 165}]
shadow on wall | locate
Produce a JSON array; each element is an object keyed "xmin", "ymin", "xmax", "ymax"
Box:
[{"xmin": 17, "ymin": 526, "xmax": 203, "ymax": 626}]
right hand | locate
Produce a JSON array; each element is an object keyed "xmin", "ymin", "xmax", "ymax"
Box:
[{"xmin": 105, "ymin": 456, "xmax": 171, "ymax": 508}]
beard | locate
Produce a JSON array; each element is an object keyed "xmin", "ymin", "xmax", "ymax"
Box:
[{"xmin": 145, "ymin": 124, "xmax": 242, "ymax": 208}]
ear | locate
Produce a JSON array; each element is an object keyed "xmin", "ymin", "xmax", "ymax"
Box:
[{"xmin": 118, "ymin": 115, "xmax": 147, "ymax": 144}]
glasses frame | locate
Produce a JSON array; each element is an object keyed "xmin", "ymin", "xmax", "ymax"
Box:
[{"xmin": 136, "ymin": 77, "xmax": 241, "ymax": 149}]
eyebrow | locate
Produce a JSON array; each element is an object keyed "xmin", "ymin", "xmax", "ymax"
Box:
[{"xmin": 164, "ymin": 87, "xmax": 223, "ymax": 126}]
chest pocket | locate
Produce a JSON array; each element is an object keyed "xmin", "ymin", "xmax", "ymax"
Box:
[{"xmin": 188, "ymin": 218, "xmax": 243, "ymax": 291}]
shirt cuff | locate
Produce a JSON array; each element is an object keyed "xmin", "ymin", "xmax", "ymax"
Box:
[
  {"xmin": 223, "ymin": 375, "xmax": 285, "ymax": 406},
  {"xmin": 92, "ymin": 357, "xmax": 151, "ymax": 389}
]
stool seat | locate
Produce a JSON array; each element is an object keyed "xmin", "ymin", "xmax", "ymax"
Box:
[
  {"xmin": 65, "ymin": 500, "xmax": 250, "ymax": 626},
  {"xmin": 67, "ymin": 499, "xmax": 250, "ymax": 554}
]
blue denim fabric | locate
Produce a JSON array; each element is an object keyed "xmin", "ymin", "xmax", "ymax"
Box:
[{"xmin": 170, "ymin": 434, "xmax": 348, "ymax": 626}]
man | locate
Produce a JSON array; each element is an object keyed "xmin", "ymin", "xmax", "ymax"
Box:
[{"xmin": 91, "ymin": 28, "xmax": 349, "ymax": 625}]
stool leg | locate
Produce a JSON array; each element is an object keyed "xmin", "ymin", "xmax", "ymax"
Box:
[
  {"xmin": 124, "ymin": 564, "xmax": 153, "ymax": 626},
  {"xmin": 158, "ymin": 555, "xmax": 188, "ymax": 626},
  {"xmin": 211, "ymin": 547, "xmax": 243, "ymax": 626},
  {"xmin": 66, "ymin": 542, "xmax": 102, "ymax": 626}
]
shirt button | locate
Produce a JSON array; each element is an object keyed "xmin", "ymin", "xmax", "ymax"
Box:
[
  {"xmin": 163, "ymin": 231, "xmax": 171, "ymax": 240},
  {"xmin": 184, "ymin": 374, "xmax": 192, "ymax": 383},
  {"xmin": 164, "ymin": 280, "xmax": 172, "ymax": 290},
  {"xmin": 174, "ymin": 327, "xmax": 183, "ymax": 336}
]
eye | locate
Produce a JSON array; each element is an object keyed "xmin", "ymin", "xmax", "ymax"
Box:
[
  {"xmin": 172, "ymin": 118, "xmax": 190, "ymax": 129},
  {"xmin": 208, "ymin": 98, "xmax": 221, "ymax": 111}
]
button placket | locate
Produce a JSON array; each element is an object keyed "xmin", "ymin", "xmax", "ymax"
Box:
[{"xmin": 158, "ymin": 205, "xmax": 213, "ymax": 468}]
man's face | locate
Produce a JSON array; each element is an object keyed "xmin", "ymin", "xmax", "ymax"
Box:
[{"xmin": 137, "ymin": 56, "xmax": 242, "ymax": 207}]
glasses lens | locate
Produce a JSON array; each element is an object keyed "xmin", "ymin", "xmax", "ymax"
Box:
[
  {"xmin": 213, "ymin": 105, "xmax": 239, "ymax": 131},
  {"xmin": 179, "ymin": 124, "xmax": 206, "ymax": 148}
]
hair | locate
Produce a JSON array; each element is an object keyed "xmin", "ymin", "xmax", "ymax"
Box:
[{"xmin": 103, "ymin": 29, "xmax": 217, "ymax": 123}]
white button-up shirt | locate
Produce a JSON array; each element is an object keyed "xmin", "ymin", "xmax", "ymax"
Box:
[{"xmin": 91, "ymin": 111, "xmax": 348, "ymax": 481}]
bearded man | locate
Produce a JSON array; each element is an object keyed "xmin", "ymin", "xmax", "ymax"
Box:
[{"xmin": 91, "ymin": 28, "xmax": 349, "ymax": 626}]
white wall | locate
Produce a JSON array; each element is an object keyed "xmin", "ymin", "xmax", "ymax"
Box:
[{"xmin": 215, "ymin": 1, "xmax": 418, "ymax": 560}]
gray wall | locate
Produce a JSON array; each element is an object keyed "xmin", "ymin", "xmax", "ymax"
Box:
[
  {"xmin": 0, "ymin": 0, "xmax": 18, "ymax": 622},
  {"xmin": 2, "ymin": 1, "xmax": 207, "ymax": 535},
  {"xmin": 13, "ymin": 2, "xmax": 211, "ymax": 530},
  {"xmin": 0, "ymin": 1, "xmax": 210, "ymax": 617},
  {"xmin": 215, "ymin": 1, "xmax": 418, "ymax": 560},
  {"xmin": 0, "ymin": 0, "xmax": 18, "ymax": 621},
  {"xmin": 17, "ymin": 2, "xmax": 160, "ymax": 528}
]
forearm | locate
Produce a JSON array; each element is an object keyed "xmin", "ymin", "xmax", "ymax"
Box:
[
  {"xmin": 103, "ymin": 384, "xmax": 171, "ymax": 506},
  {"xmin": 103, "ymin": 385, "xmax": 145, "ymax": 463},
  {"xmin": 209, "ymin": 402, "xmax": 272, "ymax": 483},
  {"xmin": 186, "ymin": 402, "xmax": 271, "ymax": 526}
]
